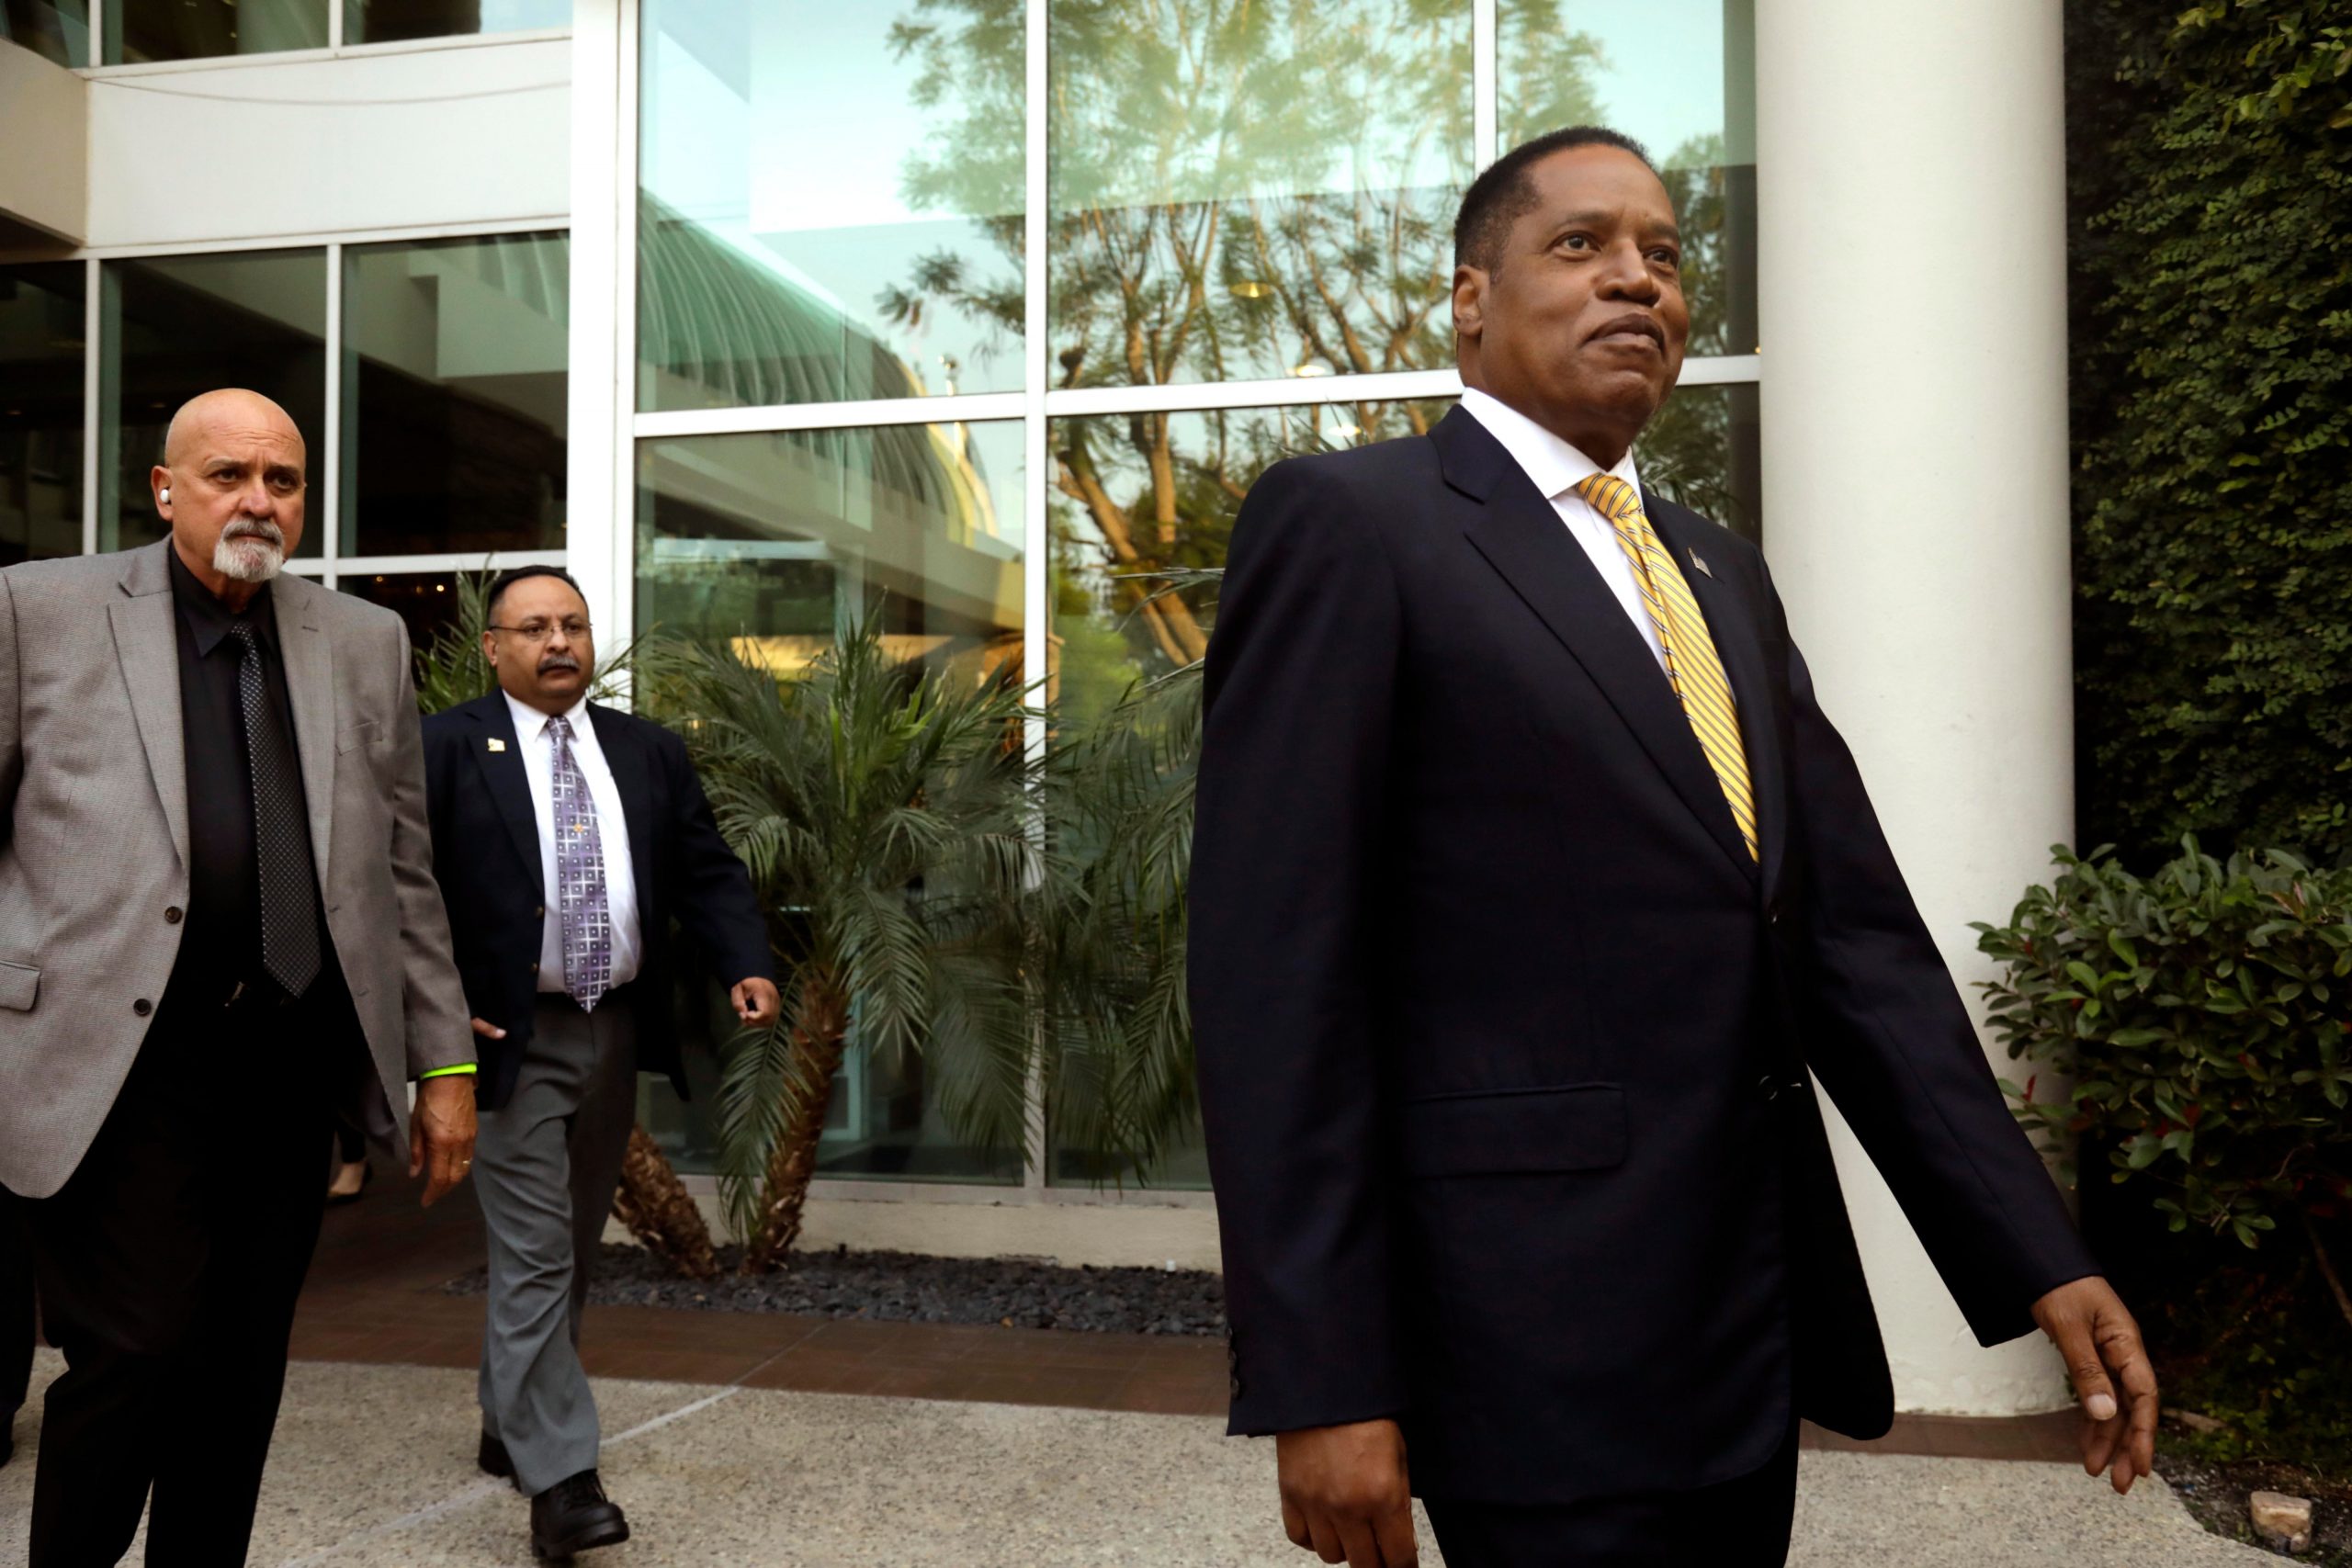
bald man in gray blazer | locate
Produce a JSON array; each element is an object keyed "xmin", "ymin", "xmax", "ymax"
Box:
[{"xmin": 0, "ymin": 389, "xmax": 479, "ymax": 1564}]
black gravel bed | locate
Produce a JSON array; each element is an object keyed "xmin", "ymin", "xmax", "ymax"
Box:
[
  {"xmin": 445, "ymin": 1242, "xmax": 1227, "ymax": 1337},
  {"xmin": 2156, "ymin": 1439, "xmax": 2352, "ymax": 1564}
]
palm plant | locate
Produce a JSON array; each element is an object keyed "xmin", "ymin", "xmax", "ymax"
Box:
[
  {"xmin": 408, "ymin": 570, "xmax": 719, "ymax": 1280},
  {"xmin": 1035, "ymin": 577, "xmax": 1212, "ymax": 1185},
  {"xmin": 639, "ymin": 617, "xmax": 1052, "ymax": 1271}
]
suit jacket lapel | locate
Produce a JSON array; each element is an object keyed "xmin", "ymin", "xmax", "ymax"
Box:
[
  {"xmin": 589, "ymin": 705, "xmax": 658, "ymax": 927},
  {"xmin": 107, "ymin": 543, "xmax": 188, "ymax": 870},
  {"xmin": 274, "ymin": 576, "xmax": 337, "ymax": 880},
  {"xmin": 1646, "ymin": 496, "xmax": 1787, "ymax": 903},
  {"xmin": 468, "ymin": 695, "xmax": 542, "ymax": 878},
  {"xmin": 1437, "ymin": 409, "xmax": 1758, "ymax": 885}
]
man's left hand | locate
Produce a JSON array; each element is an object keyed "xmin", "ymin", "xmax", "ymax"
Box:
[
  {"xmin": 732, "ymin": 976, "xmax": 782, "ymax": 1030},
  {"xmin": 409, "ymin": 1073, "xmax": 479, "ymax": 1208},
  {"xmin": 2031, "ymin": 1275, "xmax": 2158, "ymax": 1495}
]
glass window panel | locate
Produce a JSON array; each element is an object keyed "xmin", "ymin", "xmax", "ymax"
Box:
[
  {"xmin": 1, "ymin": 0, "xmax": 92, "ymax": 66},
  {"xmin": 1049, "ymin": 400, "xmax": 1444, "ymax": 717},
  {"xmin": 101, "ymin": 250, "xmax": 327, "ymax": 556},
  {"xmin": 636, "ymin": 419, "xmax": 1026, "ymax": 1184},
  {"xmin": 637, "ymin": 0, "xmax": 1024, "ymax": 413},
  {"xmin": 1045, "ymin": 399, "xmax": 1440, "ymax": 1190},
  {"xmin": 1642, "ymin": 380, "xmax": 1760, "ymax": 542},
  {"xmin": 1046, "ymin": 1, "xmax": 1473, "ymax": 391},
  {"xmin": 1498, "ymin": 0, "xmax": 1758, "ymax": 356},
  {"xmin": 342, "ymin": 232, "xmax": 569, "ymax": 558},
  {"xmin": 107, "ymin": 0, "xmax": 325, "ymax": 62},
  {"xmin": 345, "ymin": 0, "xmax": 568, "ymax": 46},
  {"xmin": 0, "ymin": 264, "xmax": 85, "ymax": 568},
  {"xmin": 338, "ymin": 569, "xmax": 469, "ymax": 650}
]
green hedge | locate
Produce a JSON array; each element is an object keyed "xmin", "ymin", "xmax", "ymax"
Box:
[
  {"xmin": 2067, "ymin": 0, "xmax": 2352, "ymax": 867},
  {"xmin": 1975, "ymin": 841, "xmax": 2352, "ymax": 1253},
  {"xmin": 1979, "ymin": 840, "xmax": 2352, "ymax": 1470}
]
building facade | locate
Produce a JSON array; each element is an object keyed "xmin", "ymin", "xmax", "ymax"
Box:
[{"xmin": 0, "ymin": 0, "xmax": 2075, "ymax": 1417}]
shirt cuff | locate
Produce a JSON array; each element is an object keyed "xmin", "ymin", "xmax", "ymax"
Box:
[{"xmin": 418, "ymin": 1064, "xmax": 478, "ymax": 1080}]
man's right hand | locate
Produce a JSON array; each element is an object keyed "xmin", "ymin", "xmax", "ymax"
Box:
[{"xmin": 1275, "ymin": 1418, "xmax": 1418, "ymax": 1568}]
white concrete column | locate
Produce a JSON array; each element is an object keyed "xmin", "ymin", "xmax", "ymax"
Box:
[{"xmin": 1755, "ymin": 1, "xmax": 2075, "ymax": 1416}]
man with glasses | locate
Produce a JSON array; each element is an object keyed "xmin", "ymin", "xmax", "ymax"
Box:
[{"xmin": 421, "ymin": 564, "xmax": 777, "ymax": 1560}]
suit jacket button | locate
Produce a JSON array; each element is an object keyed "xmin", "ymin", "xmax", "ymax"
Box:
[
  {"xmin": 1757, "ymin": 1074, "xmax": 1781, "ymax": 1102},
  {"xmin": 133, "ymin": 998, "xmax": 152, "ymax": 1017},
  {"xmin": 1229, "ymin": 1375, "xmax": 1244, "ymax": 1400},
  {"xmin": 528, "ymin": 962, "xmax": 539, "ymax": 974},
  {"xmin": 164, "ymin": 907, "xmax": 183, "ymax": 924},
  {"xmin": 535, "ymin": 905, "xmax": 544, "ymax": 919}
]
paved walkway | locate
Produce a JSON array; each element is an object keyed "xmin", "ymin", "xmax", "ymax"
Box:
[
  {"xmin": 0, "ymin": 1187, "xmax": 2278, "ymax": 1564},
  {"xmin": 0, "ymin": 1350, "xmax": 2272, "ymax": 1566}
]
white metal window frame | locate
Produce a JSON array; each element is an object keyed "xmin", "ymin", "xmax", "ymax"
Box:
[{"xmin": 600, "ymin": 0, "xmax": 1760, "ymax": 1207}]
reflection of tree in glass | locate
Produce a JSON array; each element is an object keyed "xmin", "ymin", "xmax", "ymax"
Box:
[
  {"xmin": 878, "ymin": 0, "xmax": 1028, "ymax": 378},
  {"xmin": 1641, "ymin": 387, "xmax": 1755, "ymax": 541},
  {"xmin": 1498, "ymin": 0, "xmax": 1607, "ymax": 150},
  {"xmin": 1050, "ymin": 402, "xmax": 1453, "ymax": 722},
  {"xmin": 1658, "ymin": 133, "xmax": 1731, "ymax": 356},
  {"xmin": 892, "ymin": 2, "xmax": 1545, "ymax": 693}
]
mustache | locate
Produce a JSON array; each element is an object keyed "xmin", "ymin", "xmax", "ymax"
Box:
[
  {"xmin": 221, "ymin": 518, "xmax": 286, "ymax": 546},
  {"xmin": 537, "ymin": 653, "xmax": 582, "ymax": 675}
]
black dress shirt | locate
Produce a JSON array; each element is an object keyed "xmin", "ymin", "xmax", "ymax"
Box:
[{"xmin": 159, "ymin": 547, "xmax": 322, "ymax": 1017}]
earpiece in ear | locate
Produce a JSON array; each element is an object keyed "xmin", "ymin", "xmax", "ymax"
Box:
[{"xmin": 160, "ymin": 488, "xmax": 171, "ymax": 503}]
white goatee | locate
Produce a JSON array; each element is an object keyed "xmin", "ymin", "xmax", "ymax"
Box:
[{"xmin": 213, "ymin": 520, "xmax": 287, "ymax": 584}]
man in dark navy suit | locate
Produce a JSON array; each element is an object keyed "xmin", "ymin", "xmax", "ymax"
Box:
[
  {"xmin": 422, "ymin": 566, "xmax": 776, "ymax": 1561},
  {"xmin": 1187, "ymin": 127, "xmax": 2160, "ymax": 1568}
]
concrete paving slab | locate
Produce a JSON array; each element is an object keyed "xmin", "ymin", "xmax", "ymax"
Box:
[{"xmin": 0, "ymin": 1350, "xmax": 2278, "ymax": 1566}]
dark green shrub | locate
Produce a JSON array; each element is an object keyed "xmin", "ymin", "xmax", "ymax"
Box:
[
  {"xmin": 1977, "ymin": 842, "xmax": 2352, "ymax": 1469},
  {"xmin": 2066, "ymin": 0, "xmax": 2352, "ymax": 867},
  {"xmin": 1974, "ymin": 841, "xmax": 2352, "ymax": 1252}
]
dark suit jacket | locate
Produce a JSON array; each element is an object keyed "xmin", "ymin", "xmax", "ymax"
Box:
[
  {"xmin": 422, "ymin": 693, "xmax": 775, "ymax": 1112},
  {"xmin": 1186, "ymin": 405, "xmax": 2099, "ymax": 1506}
]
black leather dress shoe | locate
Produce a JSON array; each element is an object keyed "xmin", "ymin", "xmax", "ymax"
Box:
[
  {"xmin": 530, "ymin": 1470, "xmax": 629, "ymax": 1560},
  {"xmin": 479, "ymin": 1430, "xmax": 518, "ymax": 1489}
]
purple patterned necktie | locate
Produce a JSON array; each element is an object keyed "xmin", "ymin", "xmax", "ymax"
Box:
[{"xmin": 548, "ymin": 715, "xmax": 613, "ymax": 1011}]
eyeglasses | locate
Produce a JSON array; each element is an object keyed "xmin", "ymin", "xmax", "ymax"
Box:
[{"xmin": 487, "ymin": 617, "xmax": 593, "ymax": 645}]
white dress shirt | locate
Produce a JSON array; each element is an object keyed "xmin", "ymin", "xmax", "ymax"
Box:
[
  {"xmin": 1458, "ymin": 387, "xmax": 1668, "ymax": 671},
  {"xmin": 503, "ymin": 690, "xmax": 643, "ymax": 994}
]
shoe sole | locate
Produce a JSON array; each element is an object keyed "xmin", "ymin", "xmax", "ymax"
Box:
[{"xmin": 532, "ymin": 1517, "xmax": 631, "ymax": 1560}]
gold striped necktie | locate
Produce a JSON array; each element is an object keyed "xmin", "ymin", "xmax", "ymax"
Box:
[{"xmin": 1573, "ymin": 473, "xmax": 1758, "ymax": 862}]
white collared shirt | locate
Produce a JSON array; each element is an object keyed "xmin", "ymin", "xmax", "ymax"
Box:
[
  {"xmin": 1458, "ymin": 387, "xmax": 1668, "ymax": 671},
  {"xmin": 503, "ymin": 689, "xmax": 644, "ymax": 994}
]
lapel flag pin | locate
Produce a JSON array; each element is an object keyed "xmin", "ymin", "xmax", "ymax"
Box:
[
  {"xmin": 1689, "ymin": 548, "xmax": 1713, "ymax": 579},
  {"xmin": 488, "ymin": 738, "xmax": 507, "ymax": 752}
]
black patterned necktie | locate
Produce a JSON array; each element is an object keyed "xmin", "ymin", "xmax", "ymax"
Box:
[{"xmin": 224, "ymin": 620, "xmax": 321, "ymax": 998}]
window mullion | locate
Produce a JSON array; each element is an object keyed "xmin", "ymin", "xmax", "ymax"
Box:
[{"xmin": 1020, "ymin": 0, "xmax": 1051, "ymax": 1197}]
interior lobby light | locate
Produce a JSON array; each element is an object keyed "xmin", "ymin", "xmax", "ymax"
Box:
[
  {"xmin": 1228, "ymin": 279, "xmax": 1272, "ymax": 299},
  {"xmin": 1291, "ymin": 357, "xmax": 1334, "ymax": 378}
]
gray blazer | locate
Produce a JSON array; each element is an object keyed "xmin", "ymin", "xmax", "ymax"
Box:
[{"xmin": 0, "ymin": 539, "xmax": 473, "ymax": 1199}]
